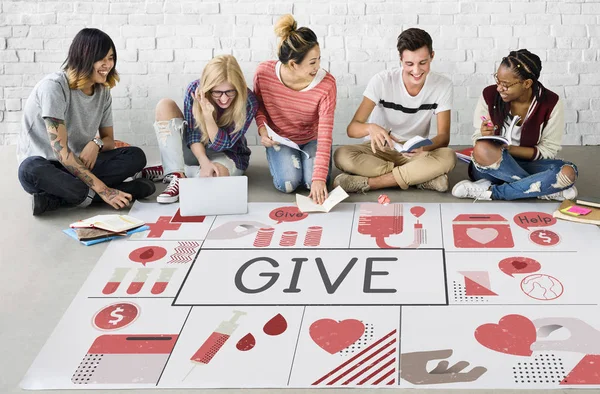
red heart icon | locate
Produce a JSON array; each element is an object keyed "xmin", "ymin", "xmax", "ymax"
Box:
[
  {"xmin": 309, "ymin": 319, "xmax": 365, "ymax": 354},
  {"xmin": 475, "ymin": 314, "xmax": 536, "ymax": 356},
  {"xmin": 512, "ymin": 261, "xmax": 528, "ymax": 270}
]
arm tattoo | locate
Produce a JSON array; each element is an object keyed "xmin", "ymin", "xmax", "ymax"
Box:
[
  {"xmin": 44, "ymin": 117, "xmax": 68, "ymax": 159},
  {"xmin": 44, "ymin": 117, "xmax": 94, "ymax": 188},
  {"xmin": 64, "ymin": 161, "xmax": 95, "ymax": 188},
  {"xmin": 98, "ymin": 187, "xmax": 118, "ymax": 201},
  {"xmin": 44, "ymin": 117, "xmax": 62, "ymax": 129}
]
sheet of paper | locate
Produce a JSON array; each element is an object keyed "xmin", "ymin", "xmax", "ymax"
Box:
[
  {"xmin": 296, "ymin": 186, "xmax": 349, "ymax": 213},
  {"xmin": 264, "ymin": 123, "xmax": 309, "ymax": 158}
]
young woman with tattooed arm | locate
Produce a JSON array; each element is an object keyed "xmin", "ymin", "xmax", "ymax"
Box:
[{"xmin": 17, "ymin": 29, "xmax": 155, "ymax": 215}]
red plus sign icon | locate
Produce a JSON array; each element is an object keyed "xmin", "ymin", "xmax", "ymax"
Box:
[{"xmin": 147, "ymin": 216, "xmax": 181, "ymax": 238}]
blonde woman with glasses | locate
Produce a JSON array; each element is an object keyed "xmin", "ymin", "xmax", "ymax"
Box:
[
  {"xmin": 142, "ymin": 55, "xmax": 258, "ymax": 203},
  {"xmin": 452, "ymin": 49, "xmax": 578, "ymax": 201}
]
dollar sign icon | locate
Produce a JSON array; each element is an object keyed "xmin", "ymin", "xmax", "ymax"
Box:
[
  {"xmin": 529, "ymin": 229, "xmax": 560, "ymax": 246},
  {"xmin": 93, "ymin": 302, "xmax": 139, "ymax": 331},
  {"xmin": 109, "ymin": 307, "xmax": 125, "ymax": 325},
  {"xmin": 538, "ymin": 231, "xmax": 552, "ymax": 244}
]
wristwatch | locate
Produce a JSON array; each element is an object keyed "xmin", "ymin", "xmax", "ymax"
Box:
[{"xmin": 92, "ymin": 137, "xmax": 104, "ymax": 151}]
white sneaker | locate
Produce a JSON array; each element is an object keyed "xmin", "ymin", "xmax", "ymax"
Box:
[
  {"xmin": 452, "ymin": 179, "xmax": 493, "ymax": 201},
  {"xmin": 538, "ymin": 186, "xmax": 578, "ymax": 202},
  {"xmin": 157, "ymin": 176, "xmax": 180, "ymax": 204}
]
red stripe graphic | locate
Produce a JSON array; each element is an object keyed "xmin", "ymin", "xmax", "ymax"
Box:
[
  {"xmin": 356, "ymin": 357, "xmax": 396, "ymax": 385},
  {"xmin": 373, "ymin": 368, "xmax": 396, "ymax": 385},
  {"xmin": 167, "ymin": 241, "xmax": 199, "ymax": 264},
  {"xmin": 312, "ymin": 329, "xmax": 397, "ymax": 386},
  {"xmin": 327, "ymin": 339, "xmax": 396, "ymax": 385},
  {"xmin": 351, "ymin": 350, "xmax": 396, "ymax": 385},
  {"xmin": 386, "ymin": 378, "xmax": 396, "ymax": 385}
]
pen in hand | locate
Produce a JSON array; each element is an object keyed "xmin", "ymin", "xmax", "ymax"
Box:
[
  {"xmin": 383, "ymin": 129, "xmax": 392, "ymax": 147},
  {"xmin": 480, "ymin": 116, "xmax": 493, "ymax": 127}
]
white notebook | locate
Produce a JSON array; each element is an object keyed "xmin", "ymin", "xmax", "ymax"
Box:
[{"xmin": 178, "ymin": 176, "xmax": 248, "ymax": 216}]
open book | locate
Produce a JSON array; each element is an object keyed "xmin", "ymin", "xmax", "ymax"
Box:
[
  {"xmin": 264, "ymin": 123, "xmax": 309, "ymax": 159},
  {"xmin": 392, "ymin": 135, "xmax": 433, "ymax": 153},
  {"xmin": 296, "ymin": 186, "xmax": 349, "ymax": 213},
  {"xmin": 70, "ymin": 215, "xmax": 145, "ymax": 233},
  {"xmin": 477, "ymin": 115, "xmax": 520, "ymax": 145}
]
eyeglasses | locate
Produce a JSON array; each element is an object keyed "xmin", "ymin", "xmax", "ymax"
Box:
[
  {"xmin": 493, "ymin": 73, "xmax": 523, "ymax": 91},
  {"xmin": 210, "ymin": 89, "xmax": 237, "ymax": 99}
]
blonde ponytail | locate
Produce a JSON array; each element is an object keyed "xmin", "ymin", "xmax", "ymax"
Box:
[{"xmin": 274, "ymin": 14, "xmax": 297, "ymax": 41}]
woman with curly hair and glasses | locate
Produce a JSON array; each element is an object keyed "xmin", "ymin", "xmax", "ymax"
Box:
[{"xmin": 452, "ymin": 49, "xmax": 578, "ymax": 201}]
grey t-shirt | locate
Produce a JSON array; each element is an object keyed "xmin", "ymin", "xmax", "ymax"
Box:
[{"xmin": 17, "ymin": 71, "xmax": 113, "ymax": 165}]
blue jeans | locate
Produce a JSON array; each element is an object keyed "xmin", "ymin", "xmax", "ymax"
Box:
[
  {"xmin": 469, "ymin": 148, "xmax": 578, "ymax": 200},
  {"xmin": 18, "ymin": 147, "xmax": 147, "ymax": 205},
  {"xmin": 266, "ymin": 140, "xmax": 331, "ymax": 193}
]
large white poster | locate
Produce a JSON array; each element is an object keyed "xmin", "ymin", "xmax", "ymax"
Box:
[{"xmin": 21, "ymin": 203, "xmax": 600, "ymax": 390}]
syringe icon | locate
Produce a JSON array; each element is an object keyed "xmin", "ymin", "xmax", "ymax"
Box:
[{"xmin": 183, "ymin": 310, "xmax": 246, "ymax": 380}]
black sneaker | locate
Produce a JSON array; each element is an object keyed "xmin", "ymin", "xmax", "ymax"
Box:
[
  {"xmin": 32, "ymin": 193, "xmax": 62, "ymax": 216},
  {"xmin": 116, "ymin": 178, "xmax": 156, "ymax": 201}
]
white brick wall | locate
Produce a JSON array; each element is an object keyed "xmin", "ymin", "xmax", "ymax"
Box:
[{"xmin": 0, "ymin": 0, "xmax": 599, "ymax": 147}]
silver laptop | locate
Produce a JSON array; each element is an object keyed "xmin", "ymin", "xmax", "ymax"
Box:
[{"xmin": 178, "ymin": 176, "xmax": 248, "ymax": 216}]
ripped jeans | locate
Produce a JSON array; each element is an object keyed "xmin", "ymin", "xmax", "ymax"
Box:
[
  {"xmin": 266, "ymin": 140, "xmax": 331, "ymax": 193},
  {"xmin": 154, "ymin": 118, "xmax": 186, "ymax": 176},
  {"xmin": 154, "ymin": 118, "xmax": 242, "ymax": 176},
  {"xmin": 469, "ymin": 148, "xmax": 578, "ymax": 200}
]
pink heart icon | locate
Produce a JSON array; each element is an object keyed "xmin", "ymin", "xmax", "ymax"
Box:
[
  {"xmin": 475, "ymin": 314, "xmax": 536, "ymax": 356},
  {"xmin": 309, "ymin": 319, "xmax": 365, "ymax": 354},
  {"xmin": 466, "ymin": 228, "xmax": 499, "ymax": 244}
]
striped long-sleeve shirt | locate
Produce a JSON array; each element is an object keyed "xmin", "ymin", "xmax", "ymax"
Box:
[
  {"xmin": 253, "ymin": 60, "xmax": 337, "ymax": 182},
  {"xmin": 184, "ymin": 80, "xmax": 257, "ymax": 171}
]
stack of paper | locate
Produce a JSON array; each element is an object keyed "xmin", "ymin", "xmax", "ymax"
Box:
[{"xmin": 553, "ymin": 200, "xmax": 600, "ymax": 226}]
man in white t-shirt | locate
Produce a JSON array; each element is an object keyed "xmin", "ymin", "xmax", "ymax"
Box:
[{"xmin": 333, "ymin": 28, "xmax": 456, "ymax": 193}]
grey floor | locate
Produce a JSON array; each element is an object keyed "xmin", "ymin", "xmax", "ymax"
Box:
[{"xmin": 1, "ymin": 144, "xmax": 598, "ymax": 394}]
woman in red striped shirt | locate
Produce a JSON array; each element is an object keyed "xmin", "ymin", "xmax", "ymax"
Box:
[{"xmin": 254, "ymin": 14, "xmax": 337, "ymax": 205}]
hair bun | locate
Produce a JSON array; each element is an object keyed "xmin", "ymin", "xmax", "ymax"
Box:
[{"xmin": 274, "ymin": 14, "xmax": 297, "ymax": 39}]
